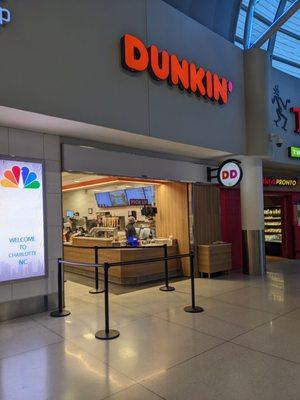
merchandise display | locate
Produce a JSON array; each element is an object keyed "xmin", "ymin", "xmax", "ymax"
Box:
[{"xmin": 264, "ymin": 206, "xmax": 282, "ymax": 243}]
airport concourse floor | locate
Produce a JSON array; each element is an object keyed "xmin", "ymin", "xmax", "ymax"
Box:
[{"xmin": 2, "ymin": 261, "xmax": 300, "ymax": 399}]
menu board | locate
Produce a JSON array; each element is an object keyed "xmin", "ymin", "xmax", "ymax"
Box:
[
  {"xmin": 95, "ymin": 192, "xmax": 112, "ymax": 207},
  {"xmin": 0, "ymin": 158, "xmax": 46, "ymax": 282},
  {"xmin": 126, "ymin": 188, "xmax": 146, "ymax": 202},
  {"xmin": 143, "ymin": 186, "xmax": 154, "ymax": 205},
  {"xmin": 110, "ymin": 190, "xmax": 128, "ymax": 206}
]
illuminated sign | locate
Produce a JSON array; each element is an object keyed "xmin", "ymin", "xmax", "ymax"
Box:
[
  {"xmin": 0, "ymin": 5, "xmax": 11, "ymax": 26},
  {"xmin": 291, "ymin": 108, "xmax": 300, "ymax": 134},
  {"xmin": 129, "ymin": 199, "xmax": 148, "ymax": 206},
  {"xmin": 289, "ymin": 146, "xmax": 300, "ymax": 159},
  {"xmin": 217, "ymin": 160, "xmax": 242, "ymax": 187},
  {"xmin": 0, "ymin": 159, "xmax": 46, "ymax": 283},
  {"xmin": 207, "ymin": 159, "xmax": 242, "ymax": 187},
  {"xmin": 263, "ymin": 177, "xmax": 298, "ymax": 187},
  {"xmin": 121, "ymin": 34, "xmax": 233, "ymax": 104}
]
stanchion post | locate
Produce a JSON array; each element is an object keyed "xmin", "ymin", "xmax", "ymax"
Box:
[
  {"xmin": 89, "ymin": 246, "xmax": 104, "ymax": 294},
  {"xmin": 160, "ymin": 244, "xmax": 175, "ymax": 292},
  {"xmin": 95, "ymin": 263, "xmax": 120, "ymax": 340},
  {"xmin": 50, "ymin": 259, "xmax": 71, "ymax": 318},
  {"xmin": 184, "ymin": 252, "xmax": 204, "ymax": 313}
]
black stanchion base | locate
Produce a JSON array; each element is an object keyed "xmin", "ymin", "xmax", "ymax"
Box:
[
  {"xmin": 89, "ymin": 288, "xmax": 105, "ymax": 294},
  {"xmin": 184, "ymin": 306, "xmax": 204, "ymax": 314},
  {"xmin": 95, "ymin": 329, "xmax": 120, "ymax": 340},
  {"xmin": 159, "ymin": 285, "xmax": 175, "ymax": 292},
  {"xmin": 50, "ymin": 309, "xmax": 71, "ymax": 318}
]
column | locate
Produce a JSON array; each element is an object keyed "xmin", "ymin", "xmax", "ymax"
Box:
[{"xmin": 240, "ymin": 157, "xmax": 266, "ymax": 275}]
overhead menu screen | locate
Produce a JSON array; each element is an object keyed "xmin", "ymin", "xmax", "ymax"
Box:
[
  {"xmin": 125, "ymin": 188, "xmax": 145, "ymax": 202},
  {"xmin": 95, "ymin": 192, "xmax": 112, "ymax": 208},
  {"xmin": 0, "ymin": 159, "xmax": 46, "ymax": 283},
  {"xmin": 143, "ymin": 186, "xmax": 155, "ymax": 205},
  {"xmin": 110, "ymin": 190, "xmax": 128, "ymax": 206}
]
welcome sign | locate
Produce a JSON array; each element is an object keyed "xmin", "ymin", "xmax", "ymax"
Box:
[{"xmin": 0, "ymin": 159, "xmax": 46, "ymax": 283}]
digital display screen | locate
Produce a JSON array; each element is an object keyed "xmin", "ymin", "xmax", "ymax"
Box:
[
  {"xmin": 143, "ymin": 186, "xmax": 154, "ymax": 205},
  {"xmin": 125, "ymin": 187, "xmax": 145, "ymax": 202},
  {"xmin": 110, "ymin": 190, "xmax": 128, "ymax": 206},
  {"xmin": 0, "ymin": 159, "xmax": 46, "ymax": 283},
  {"xmin": 95, "ymin": 192, "xmax": 112, "ymax": 208},
  {"xmin": 66, "ymin": 210, "xmax": 74, "ymax": 218}
]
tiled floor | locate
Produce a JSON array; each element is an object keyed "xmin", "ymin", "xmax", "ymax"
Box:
[{"xmin": 1, "ymin": 261, "xmax": 300, "ymax": 399}]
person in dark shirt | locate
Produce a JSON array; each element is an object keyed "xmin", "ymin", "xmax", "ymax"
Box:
[{"xmin": 126, "ymin": 216, "xmax": 137, "ymax": 239}]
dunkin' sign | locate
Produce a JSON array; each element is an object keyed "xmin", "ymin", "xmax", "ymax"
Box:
[
  {"xmin": 217, "ymin": 160, "xmax": 242, "ymax": 187},
  {"xmin": 121, "ymin": 34, "xmax": 233, "ymax": 105}
]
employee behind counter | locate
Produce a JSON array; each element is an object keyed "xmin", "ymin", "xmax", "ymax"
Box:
[
  {"xmin": 126, "ymin": 216, "xmax": 137, "ymax": 238},
  {"xmin": 63, "ymin": 212, "xmax": 157, "ymax": 246}
]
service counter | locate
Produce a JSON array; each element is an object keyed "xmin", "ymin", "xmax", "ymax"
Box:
[{"xmin": 63, "ymin": 237, "xmax": 182, "ymax": 284}]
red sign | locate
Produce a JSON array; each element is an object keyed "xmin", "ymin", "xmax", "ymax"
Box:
[
  {"xmin": 291, "ymin": 108, "xmax": 300, "ymax": 133},
  {"xmin": 263, "ymin": 177, "xmax": 298, "ymax": 187},
  {"xmin": 129, "ymin": 199, "xmax": 148, "ymax": 206},
  {"xmin": 121, "ymin": 34, "xmax": 233, "ymax": 105}
]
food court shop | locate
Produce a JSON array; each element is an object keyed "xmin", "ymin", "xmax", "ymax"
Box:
[{"xmin": 0, "ymin": 0, "xmax": 286, "ymax": 318}]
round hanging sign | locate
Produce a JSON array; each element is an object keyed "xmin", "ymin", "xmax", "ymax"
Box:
[{"xmin": 217, "ymin": 160, "xmax": 243, "ymax": 187}]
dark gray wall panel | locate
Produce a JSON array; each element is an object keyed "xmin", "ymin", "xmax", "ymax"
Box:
[
  {"xmin": 0, "ymin": 0, "xmax": 149, "ymax": 135},
  {"xmin": 0, "ymin": 0, "xmax": 246, "ymax": 154},
  {"xmin": 147, "ymin": 0, "xmax": 246, "ymax": 153}
]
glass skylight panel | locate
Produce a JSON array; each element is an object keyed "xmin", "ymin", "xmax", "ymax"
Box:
[
  {"xmin": 234, "ymin": 0, "xmax": 300, "ymax": 78},
  {"xmin": 255, "ymin": 0, "xmax": 279, "ymax": 21}
]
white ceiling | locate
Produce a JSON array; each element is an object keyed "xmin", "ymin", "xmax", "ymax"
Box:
[
  {"xmin": 62, "ymin": 171, "xmax": 157, "ymax": 192},
  {"xmin": 62, "ymin": 172, "xmax": 108, "ymax": 185}
]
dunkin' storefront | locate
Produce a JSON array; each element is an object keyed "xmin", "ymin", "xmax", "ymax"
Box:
[{"xmin": 0, "ymin": 0, "xmax": 299, "ymax": 320}]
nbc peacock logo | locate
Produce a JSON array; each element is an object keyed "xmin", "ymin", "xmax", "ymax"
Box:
[{"xmin": 0, "ymin": 166, "xmax": 41, "ymax": 189}]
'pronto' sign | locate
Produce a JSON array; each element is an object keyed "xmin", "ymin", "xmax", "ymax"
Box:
[
  {"xmin": 263, "ymin": 177, "xmax": 298, "ymax": 187},
  {"xmin": 121, "ymin": 34, "xmax": 233, "ymax": 105}
]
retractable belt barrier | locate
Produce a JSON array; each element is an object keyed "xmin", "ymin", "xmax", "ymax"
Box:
[{"xmin": 50, "ymin": 251, "xmax": 204, "ymax": 340}]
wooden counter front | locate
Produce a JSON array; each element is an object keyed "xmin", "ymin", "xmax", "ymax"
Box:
[{"xmin": 64, "ymin": 238, "xmax": 182, "ymax": 284}]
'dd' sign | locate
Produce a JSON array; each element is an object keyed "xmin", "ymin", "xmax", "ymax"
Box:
[{"xmin": 121, "ymin": 34, "xmax": 233, "ymax": 105}]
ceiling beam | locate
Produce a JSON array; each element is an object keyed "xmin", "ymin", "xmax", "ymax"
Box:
[
  {"xmin": 244, "ymin": 0, "xmax": 259, "ymax": 49},
  {"xmin": 267, "ymin": 0, "xmax": 288, "ymax": 54}
]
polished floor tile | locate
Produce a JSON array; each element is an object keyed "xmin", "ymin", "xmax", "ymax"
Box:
[
  {"xmin": 214, "ymin": 285, "xmax": 300, "ymax": 314},
  {"xmin": 71, "ymin": 315, "xmax": 223, "ymax": 381},
  {"xmin": 202, "ymin": 298, "xmax": 277, "ymax": 330},
  {"xmin": 155, "ymin": 306, "xmax": 251, "ymax": 340},
  {"xmin": 173, "ymin": 277, "xmax": 254, "ymax": 298},
  {"xmin": 233, "ymin": 316, "xmax": 300, "ymax": 364},
  {"xmin": 142, "ymin": 342, "xmax": 300, "ymax": 400},
  {"xmin": 284, "ymin": 307, "xmax": 300, "ymax": 320},
  {"xmin": 111, "ymin": 288, "xmax": 196, "ymax": 315},
  {"xmin": 0, "ymin": 317, "xmax": 63, "ymax": 360},
  {"xmin": 2, "ymin": 261, "xmax": 300, "ymax": 399},
  {"xmin": 0, "ymin": 341, "xmax": 134, "ymax": 400},
  {"xmin": 104, "ymin": 384, "xmax": 162, "ymax": 400}
]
